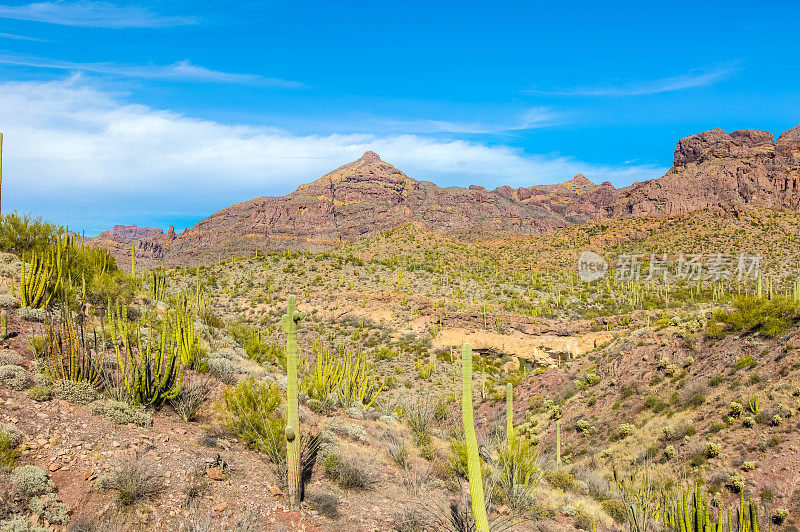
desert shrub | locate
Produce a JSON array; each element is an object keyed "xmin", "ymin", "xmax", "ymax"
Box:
[
  {"xmin": 742, "ymin": 461, "xmax": 756, "ymax": 471},
  {"xmin": 219, "ymin": 377, "xmax": 285, "ymax": 464},
  {"xmin": 391, "ymin": 506, "xmax": 432, "ymax": 532},
  {"xmin": 0, "ymin": 351, "xmax": 22, "ymax": 366},
  {"xmin": 28, "ymin": 494, "xmax": 70, "ymax": 525},
  {"xmin": 0, "ymin": 514, "xmax": 49, "ymax": 532},
  {"xmin": 0, "ymin": 213, "xmax": 60, "ymax": 255},
  {"xmin": 94, "ymin": 401, "xmax": 152, "ymax": 426},
  {"xmin": 574, "ymin": 507, "xmax": 595, "ymax": 530},
  {"xmin": 170, "ymin": 379, "xmax": 211, "ymax": 422},
  {"xmin": 97, "ymin": 460, "xmax": 160, "ymax": 506},
  {"xmin": 86, "ymin": 271, "xmax": 138, "ymax": 307},
  {"xmin": 708, "ymin": 295, "xmax": 800, "ymax": 338},
  {"xmin": 602, "ymin": 499, "xmax": 627, "ymax": 523},
  {"xmin": 0, "ymin": 364, "xmax": 26, "ymax": 390},
  {"xmin": 405, "ymin": 397, "xmax": 435, "ymax": 447},
  {"xmin": 322, "ymin": 453, "xmax": 375, "ymax": 490},
  {"xmin": 11, "ymin": 465, "xmax": 53, "ymax": 498},
  {"xmin": 306, "ymin": 492, "xmax": 339, "ymax": 519},
  {"xmin": 0, "ymin": 425, "xmax": 21, "ymax": 467},
  {"xmin": 384, "ymin": 433, "xmax": 408, "ymax": 467},
  {"xmin": 496, "ymin": 436, "xmax": 540, "ymax": 510},
  {"xmin": 207, "ymin": 357, "xmax": 236, "ymax": 384},
  {"xmin": 545, "ymin": 469, "xmax": 579, "ymax": 492},
  {"xmin": 26, "ymin": 385, "xmax": 52, "ymax": 402},
  {"xmin": 52, "ymin": 380, "xmax": 97, "ymax": 404},
  {"xmin": 227, "ymin": 322, "xmax": 282, "ymax": 365}
]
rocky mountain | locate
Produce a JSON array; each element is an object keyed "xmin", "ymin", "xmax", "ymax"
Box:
[
  {"xmin": 91, "ymin": 151, "xmax": 613, "ymax": 267},
  {"xmin": 91, "ymin": 124, "xmax": 800, "ymax": 268},
  {"xmin": 607, "ymin": 125, "xmax": 800, "ymax": 216}
]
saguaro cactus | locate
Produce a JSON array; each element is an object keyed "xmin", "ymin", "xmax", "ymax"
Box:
[
  {"xmin": 282, "ymin": 295, "xmax": 306, "ymax": 511},
  {"xmin": 461, "ymin": 343, "xmax": 489, "ymax": 532},
  {"xmin": 131, "ymin": 243, "xmax": 136, "ymax": 276},
  {"xmin": 556, "ymin": 419, "xmax": 562, "ymax": 467},
  {"xmin": 1, "ymin": 310, "xmax": 6, "ymax": 341},
  {"xmin": 506, "ymin": 382, "xmax": 514, "ymax": 444}
]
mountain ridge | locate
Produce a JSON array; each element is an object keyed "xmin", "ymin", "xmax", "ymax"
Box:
[{"xmin": 90, "ymin": 123, "xmax": 800, "ymax": 268}]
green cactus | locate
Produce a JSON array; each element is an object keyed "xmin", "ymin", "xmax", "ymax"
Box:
[
  {"xmin": 506, "ymin": 382, "xmax": 514, "ymax": 444},
  {"xmin": 282, "ymin": 295, "xmax": 306, "ymax": 511},
  {"xmin": 0, "ymin": 132, "xmax": 3, "ymax": 216},
  {"xmin": 556, "ymin": 419, "xmax": 562, "ymax": 467},
  {"xmin": 20, "ymin": 249, "xmax": 61, "ymax": 308},
  {"xmin": 748, "ymin": 395, "xmax": 759, "ymax": 414},
  {"xmin": 131, "ymin": 243, "xmax": 136, "ymax": 276},
  {"xmin": 461, "ymin": 343, "xmax": 489, "ymax": 532},
  {"xmin": 114, "ymin": 308, "xmax": 182, "ymax": 407},
  {"xmin": 1, "ymin": 310, "xmax": 6, "ymax": 341}
]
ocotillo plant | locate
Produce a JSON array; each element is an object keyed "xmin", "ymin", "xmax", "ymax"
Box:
[
  {"xmin": 461, "ymin": 343, "xmax": 489, "ymax": 532},
  {"xmin": 506, "ymin": 382, "xmax": 514, "ymax": 444},
  {"xmin": 282, "ymin": 295, "xmax": 306, "ymax": 511}
]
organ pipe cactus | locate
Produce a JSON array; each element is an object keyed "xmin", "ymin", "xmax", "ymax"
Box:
[
  {"xmin": 748, "ymin": 395, "xmax": 759, "ymax": 414},
  {"xmin": 461, "ymin": 343, "xmax": 489, "ymax": 532},
  {"xmin": 282, "ymin": 295, "xmax": 306, "ymax": 511}
]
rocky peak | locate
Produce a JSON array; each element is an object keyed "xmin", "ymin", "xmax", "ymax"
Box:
[
  {"xmin": 778, "ymin": 124, "xmax": 800, "ymax": 141},
  {"xmin": 360, "ymin": 151, "xmax": 381, "ymax": 162}
]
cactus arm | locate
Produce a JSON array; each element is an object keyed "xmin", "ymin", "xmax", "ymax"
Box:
[{"xmin": 461, "ymin": 343, "xmax": 489, "ymax": 532}]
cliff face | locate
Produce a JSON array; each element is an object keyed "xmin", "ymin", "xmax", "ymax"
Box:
[
  {"xmin": 90, "ymin": 123, "xmax": 800, "ymax": 269},
  {"xmin": 607, "ymin": 125, "xmax": 800, "ymax": 217},
  {"xmin": 91, "ymin": 151, "xmax": 607, "ymax": 268}
]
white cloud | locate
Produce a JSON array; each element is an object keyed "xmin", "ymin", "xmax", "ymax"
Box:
[
  {"xmin": 0, "ymin": 1, "xmax": 196, "ymax": 28},
  {"xmin": 529, "ymin": 65, "xmax": 739, "ymax": 97},
  {"xmin": 0, "ymin": 31, "xmax": 49, "ymax": 41},
  {"xmin": 0, "ymin": 54, "xmax": 303, "ymax": 86},
  {"xmin": 0, "ymin": 77, "xmax": 665, "ymax": 234}
]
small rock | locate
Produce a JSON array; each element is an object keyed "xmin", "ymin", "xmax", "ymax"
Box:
[
  {"xmin": 269, "ymin": 485, "xmax": 283, "ymax": 497},
  {"xmin": 206, "ymin": 467, "xmax": 226, "ymax": 481}
]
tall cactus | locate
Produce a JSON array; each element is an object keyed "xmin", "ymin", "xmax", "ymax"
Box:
[
  {"xmin": 131, "ymin": 243, "xmax": 136, "ymax": 276},
  {"xmin": 506, "ymin": 382, "xmax": 514, "ymax": 445},
  {"xmin": 1, "ymin": 310, "xmax": 6, "ymax": 341},
  {"xmin": 282, "ymin": 295, "xmax": 306, "ymax": 511},
  {"xmin": 461, "ymin": 343, "xmax": 489, "ymax": 532},
  {"xmin": 556, "ymin": 419, "xmax": 562, "ymax": 467}
]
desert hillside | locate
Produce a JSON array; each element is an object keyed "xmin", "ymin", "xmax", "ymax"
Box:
[{"xmin": 1, "ymin": 208, "xmax": 800, "ymax": 531}]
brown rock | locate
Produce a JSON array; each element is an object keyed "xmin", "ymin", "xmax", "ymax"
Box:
[{"xmin": 206, "ymin": 467, "xmax": 226, "ymax": 481}]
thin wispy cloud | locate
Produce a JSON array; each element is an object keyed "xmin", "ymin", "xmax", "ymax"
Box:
[
  {"xmin": 0, "ymin": 78, "xmax": 664, "ymax": 234},
  {"xmin": 416, "ymin": 107, "xmax": 560, "ymax": 134},
  {"xmin": 529, "ymin": 65, "xmax": 739, "ymax": 97},
  {"xmin": 0, "ymin": 1, "xmax": 196, "ymax": 28},
  {"xmin": 0, "ymin": 31, "xmax": 49, "ymax": 41},
  {"xmin": 0, "ymin": 54, "xmax": 304, "ymax": 87}
]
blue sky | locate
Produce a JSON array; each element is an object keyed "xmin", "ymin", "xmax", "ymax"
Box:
[{"xmin": 0, "ymin": 0, "xmax": 798, "ymax": 235}]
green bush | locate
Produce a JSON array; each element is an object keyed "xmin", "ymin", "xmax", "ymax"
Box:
[
  {"xmin": 94, "ymin": 401, "xmax": 152, "ymax": 426},
  {"xmin": 0, "ymin": 426, "xmax": 21, "ymax": 467},
  {"xmin": 227, "ymin": 322, "xmax": 282, "ymax": 365},
  {"xmin": 97, "ymin": 460, "xmax": 160, "ymax": 506},
  {"xmin": 0, "ymin": 364, "xmax": 26, "ymax": 390},
  {"xmin": 601, "ymin": 499, "xmax": 627, "ymax": 522},
  {"xmin": 496, "ymin": 436, "xmax": 540, "ymax": 510},
  {"xmin": 322, "ymin": 452, "xmax": 375, "ymax": 490},
  {"xmin": 11, "ymin": 465, "xmax": 53, "ymax": 498},
  {"xmin": 219, "ymin": 377, "xmax": 285, "ymax": 465},
  {"xmin": 0, "ymin": 213, "xmax": 59, "ymax": 255},
  {"xmin": 0, "ymin": 514, "xmax": 49, "ymax": 532},
  {"xmin": 26, "ymin": 385, "xmax": 51, "ymax": 402},
  {"xmin": 708, "ymin": 295, "xmax": 800, "ymax": 338},
  {"xmin": 545, "ymin": 469, "xmax": 579, "ymax": 492}
]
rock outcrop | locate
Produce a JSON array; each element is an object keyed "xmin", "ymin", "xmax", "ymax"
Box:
[{"xmin": 607, "ymin": 125, "xmax": 800, "ymax": 217}]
